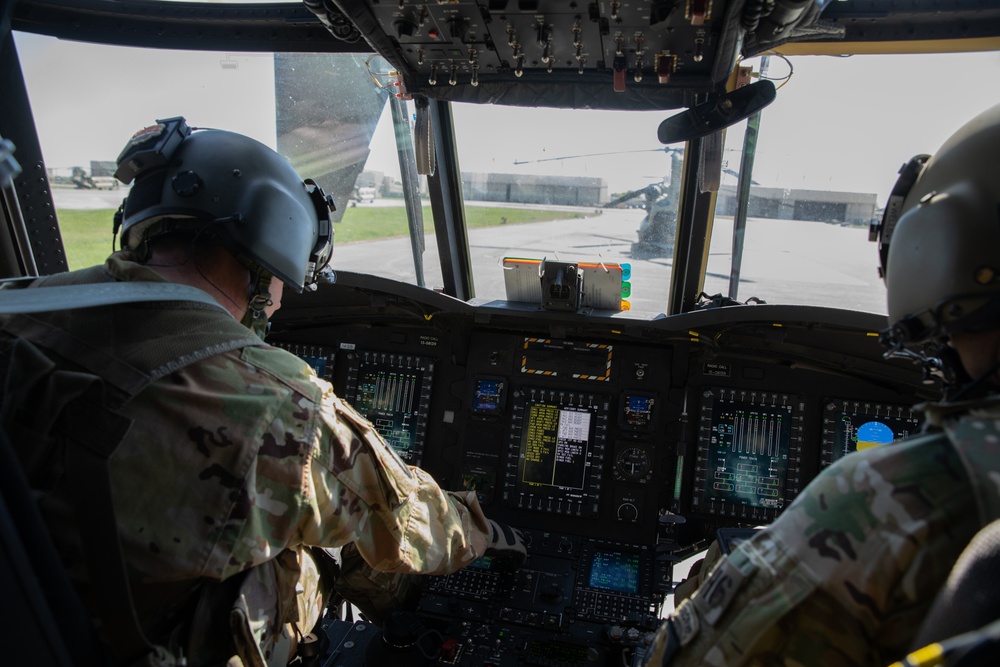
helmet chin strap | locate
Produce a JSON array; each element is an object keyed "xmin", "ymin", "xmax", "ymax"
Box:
[{"xmin": 240, "ymin": 268, "xmax": 274, "ymax": 340}]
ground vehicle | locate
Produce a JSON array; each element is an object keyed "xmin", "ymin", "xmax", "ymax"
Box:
[
  {"xmin": 360, "ymin": 186, "xmax": 377, "ymax": 202},
  {"xmin": 353, "ymin": 185, "xmax": 378, "ymax": 204},
  {"xmin": 2, "ymin": 1, "xmax": 1000, "ymax": 665}
]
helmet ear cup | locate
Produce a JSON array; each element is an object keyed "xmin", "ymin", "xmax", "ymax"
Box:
[
  {"xmin": 871, "ymin": 154, "xmax": 929, "ymax": 281},
  {"xmin": 304, "ymin": 179, "xmax": 335, "ymax": 283}
]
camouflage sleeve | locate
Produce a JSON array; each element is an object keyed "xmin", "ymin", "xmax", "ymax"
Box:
[
  {"xmin": 303, "ymin": 391, "xmax": 492, "ymax": 575},
  {"xmin": 645, "ymin": 432, "xmax": 979, "ymax": 667},
  {"xmin": 211, "ymin": 346, "xmax": 490, "ymax": 579}
]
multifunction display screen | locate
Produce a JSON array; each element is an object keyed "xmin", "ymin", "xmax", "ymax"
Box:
[
  {"xmin": 520, "ymin": 403, "xmax": 593, "ymax": 490},
  {"xmin": 588, "ymin": 550, "xmax": 641, "ymax": 594},
  {"xmin": 694, "ymin": 388, "xmax": 804, "ymax": 521},
  {"xmin": 344, "ymin": 351, "xmax": 434, "ymax": 465},
  {"xmin": 821, "ymin": 399, "xmax": 922, "ymax": 466},
  {"xmin": 504, "ymin": 387, "xmax": 609, "ymax": 517},
  {"xmin": 574, "ymin": 541, "xmax": 654, "ymax": 623},
  {"xmin": 274, "ymin": 343, "xmax": 335, "ymax": 382}
]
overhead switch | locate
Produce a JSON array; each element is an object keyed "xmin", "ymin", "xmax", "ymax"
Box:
[{"xmin": 394, "ymin": 18, "xmax": 418, "ymax": 38}]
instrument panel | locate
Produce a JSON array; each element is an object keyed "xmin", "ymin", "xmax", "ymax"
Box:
[
  {"xmin": 269, "ymin": 272, "xmax": 934, "ymax": 667},
  {"xmin": 328, "ymin": 0, "xmax": 738, "ymax": 111}
]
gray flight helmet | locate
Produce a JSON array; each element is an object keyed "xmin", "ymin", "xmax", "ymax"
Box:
[
  {"xmin": 881, "ymin": 103, "xmax": 1000, "ymax": 346},
  {"xmin": 115, "ymin": 117, "xmax": 333, "ymax": 292}
]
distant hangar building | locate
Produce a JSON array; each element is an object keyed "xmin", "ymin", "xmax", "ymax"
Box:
[
  {"xmin": 461, "ymin": 172, "xmax": 609, "ymax": 207},
  {"xmin": 714, "ymin": 184, "xmax": 878, "ymax": 226},
  {"xmin": 385, "ymin": 169, "xmax": 877, "ymax": 226}
]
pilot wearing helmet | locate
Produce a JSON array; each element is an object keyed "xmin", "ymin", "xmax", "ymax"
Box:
[
  {"xmin": 0, "ymin": 118, "xmax": 524, "ymax": 666},
  {"xmin": 642, "ymin": 103, "xmax": 1000, "ymax": 667}
]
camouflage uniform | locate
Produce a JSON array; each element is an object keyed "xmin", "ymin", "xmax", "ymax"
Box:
[
  {"xmin": 645, "ymin": 397, "xmax": 1000, "ymax": 667},
  {"xmin": 5, "ymin": 253, "xmax": 493, "ymax": 665}
]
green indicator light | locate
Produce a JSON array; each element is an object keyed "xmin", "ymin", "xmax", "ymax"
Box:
[{"xmin": 621, "ymin": 281, "xmax": 631, "ymax": 297}]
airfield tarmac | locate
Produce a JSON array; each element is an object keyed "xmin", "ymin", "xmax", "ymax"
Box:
[{"xmin": 52, "ymin": 188, "xmax": 887, "ymax": 316}]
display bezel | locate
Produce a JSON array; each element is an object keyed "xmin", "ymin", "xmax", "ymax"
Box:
[
  {"xmin": 503, "ymin": 387, "xmax": 610, "ymax": 517},
  {"xmin": 344, "ymin": 350, "xmax": 435, "ymax": 465},
  {"xmin": 517, "ymin": 401, "xmax": 597, "ymax": 492}
]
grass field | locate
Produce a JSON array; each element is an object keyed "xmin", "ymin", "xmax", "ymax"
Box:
[{"xmin": 57, "ymin": 203, "xmax": 589, "ymax": 269}]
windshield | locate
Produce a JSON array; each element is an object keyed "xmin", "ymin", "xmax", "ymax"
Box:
[
  {"xmin": 13, "ymin": 33, "xmax": 423, "ymax": 284},
  {"xmin": 452, "ymin": 105, "xmax": 676, "ymax": 314},
  {"xmin": 702, "ymin": 51, "xmax": 1000, "ymax": 315},
  {"xmin": 14, "ymin": 31, "xmax": 1000, "ymax": 316},
  {"xmin": 451, "ymin": 51, "xmax": 1000, "ymax": 315}
]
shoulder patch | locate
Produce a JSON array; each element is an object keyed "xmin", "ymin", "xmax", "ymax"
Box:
[
  {"xmin": 673, "ymin": 599, "xmax": 701, "ymax": 646},
  {"xmin": 693, "ymin": 556, "xmax": 748, "ymax": 626}
]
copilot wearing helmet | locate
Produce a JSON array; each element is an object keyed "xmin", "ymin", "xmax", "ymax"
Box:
[
  {"xmin": 113, "ymin": 116, "xmax": 334, "ymax": 337},
  {"xmin": 877, "ymin": 104, "xmax": 1000, "ymax": 398},
  {"xmin": 640, "ymin": 104, "xmax": 1000, "ymax": 667},
  {"xmin": 0, "ymin": 118, "xmax": 523, "ymax": 666}
]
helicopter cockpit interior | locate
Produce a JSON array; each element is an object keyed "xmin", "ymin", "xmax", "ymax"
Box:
[{"xmin": 3, "ymin": 1, "xmax": 1000, "ymax": 665}]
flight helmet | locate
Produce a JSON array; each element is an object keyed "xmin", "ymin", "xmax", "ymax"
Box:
[
  {"xmin": 875, "ymin": 104, "xmax": 1000, "ymax": 348},
  {"xmin": 113, "ymin": 117, "xmax": 334, "ymax": 293}
]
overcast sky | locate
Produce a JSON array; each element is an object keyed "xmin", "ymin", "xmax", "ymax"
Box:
[
  {"xmin": 14, "ymin": 31, "xmax": 1000, "ymax": 200},
  {"xmin": 440, "ymin": 51, "xmax": 1000, "ymax": 198}
]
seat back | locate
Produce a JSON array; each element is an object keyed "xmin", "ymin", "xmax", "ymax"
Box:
[
  {"xmin": 909, "ymin": 519, "xmax": 1000, "ymax": 666},
  {"xmin": 0, "ymin": 426, "xmax": 108, "ymax": 666}
]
